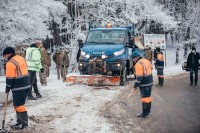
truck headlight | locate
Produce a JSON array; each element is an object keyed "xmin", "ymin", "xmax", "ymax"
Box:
[
  {"xmin": 85, "ymin": 54, "xmax": 90, "ymax": 58},
  {"xmin": 102, "ymin": 55, "xmax": 108, "ymax": 59},
  {"xmin": 81, "ymin": 51, "xmax": 86, "ymax": 56},
  {"xmin": 114, "ymin": 49, "xmax": 125, "ymax": 56},
  {"xmin": 117, "ymin": 63, "xmax": 121, "ymax": 67},
  {"xmin": 81, "ymin": 51, "xmax": 90, "ymax": 58}
]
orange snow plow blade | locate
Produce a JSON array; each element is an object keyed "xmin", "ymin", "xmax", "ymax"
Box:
[{"xmin": 65, "ymin": 75, "xmax": 120, "ymax": 86}]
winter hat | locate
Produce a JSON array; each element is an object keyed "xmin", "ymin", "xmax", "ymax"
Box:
[
  {"xmin": 3, "ymin": 47, "xmax": 15, "ymax": 56},
  {"xmin": 192, "ymin": 47, "xmax": 196, "ymax": 50},
  {"xmin": 30, "ymin": 43, "xmax": 37, "ymax": 47},
  {"xmin": 132, "ymin": 51, "xmax": 140, "ymax": 58},
  {"xmin": 156, "ymin": 47, "xmax": 161, "ymax": 52}
]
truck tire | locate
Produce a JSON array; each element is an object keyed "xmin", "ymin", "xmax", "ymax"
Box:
[{"xmin": 120, "ymin": 66, "xmax": 127, "ymax": 86}]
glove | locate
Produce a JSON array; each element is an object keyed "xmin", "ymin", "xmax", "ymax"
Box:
[
  {"xmin": 5, "ymin": 87, "xmax": 10, "ymax": 93},
  {"xmin": 40, "ymin": 68, "xmax": 44, "ymax": 73},
  {"xmin": 62, "ymin": 65, "xmax": 65, "ymax": 68}
]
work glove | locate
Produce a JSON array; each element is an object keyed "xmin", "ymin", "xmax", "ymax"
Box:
[
  {"xmin": 40, "ymin": 68, "xmax": 44, "ymax": 73},
  {"xmin": 5, "ymin": 87, "xmax": 10, "ymax": 93}
]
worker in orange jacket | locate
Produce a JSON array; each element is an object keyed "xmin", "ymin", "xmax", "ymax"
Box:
[
  {"xmin": 132, "ymin": 51, "xmax": 153, "ymax": 118},
  {"xmin": 106, "ymin": 22, "xmax": 111, "ymax": 28},
  {"xmin": 3, "ymin": 47, "xmax": 30, "ymax": 130},
  {"xmin": 155, "ymin": 47, "xmax": 164, "ymax": 87}
]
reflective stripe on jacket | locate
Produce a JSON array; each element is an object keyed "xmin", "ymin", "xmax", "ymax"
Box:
[
  {"xmin": 156, "ymin": 53, "xmax": 164, "ymax": 69},
  {"xmin": 134, "ymin": 58, "xmax": 153, "ymax": 88},
  {"xmin": 26, "ymin": 47, "xmax": 42, "ymax": 71},
  {"xmin": 6, "ymin": 55, "xmax": 31, "ymax": 92}
]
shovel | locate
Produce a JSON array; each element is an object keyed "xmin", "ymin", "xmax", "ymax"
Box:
[
  {"xmin": 120, "ymin": 88, "xmax": 137, "ymax": 106},
  {"xmin": 0, "ymin": 93, "xmax": 10, "ymax": 133}
]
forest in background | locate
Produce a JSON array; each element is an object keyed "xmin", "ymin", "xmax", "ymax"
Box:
[{"xmin": 0, "ymin": 0, "xmax": 199, "ymax": 50}]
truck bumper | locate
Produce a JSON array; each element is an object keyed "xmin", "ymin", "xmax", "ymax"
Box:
[{"xmin": 78, "ymin": 59, "xmax": 126, "ymax": 75}]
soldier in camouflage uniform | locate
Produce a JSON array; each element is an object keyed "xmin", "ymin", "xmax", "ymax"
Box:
[
  {"xmin": 39, "ymin": 45, "xmax": 48, "ymax": 86},
  {"xmin": 53, "ymin": 48, "xmax": 69, "ymax": 80},
  {"xmin": 14, "ymin": 45, "xmax": 26, "ymax": 58},
  {"xmin": 144, "ymin": 47, "xmax": 153, "ymax": 63},
  {"xmin": 46, "ymin": 49, "xmax": 51, "ymax": 77}
]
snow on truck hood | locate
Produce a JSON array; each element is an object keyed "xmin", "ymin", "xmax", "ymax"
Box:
[{"xmin": 82, "ymin": 44, "xmax": 124, "ymax": 56}]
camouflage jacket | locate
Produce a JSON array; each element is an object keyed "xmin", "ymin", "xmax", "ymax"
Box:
[
  {"xmin": 40, "ymin": 47, "xmax": 49, "ymax": 66},
  {"xmin": 145, "ymin": 49, "xmax": 153, "ymax": 61},
  {"xmin": 53, "ymin": 51, "xmax": 69, "ymax": 67}
]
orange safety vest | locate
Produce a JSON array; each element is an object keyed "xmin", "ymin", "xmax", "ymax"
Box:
[
  {"xmin": 6, "ymin": 55, "xmax": 31, "ymax": 92},
  {"xmin": 106, "ymin": 23, "xmax": 111, "ymax": 28},
  {"xmin": 134, "ymin": 58, "xmax": 153, "ymax": 87},
  {"xmin": 156, "ymin": 53, "xmax": 164, "ymax": 68}
]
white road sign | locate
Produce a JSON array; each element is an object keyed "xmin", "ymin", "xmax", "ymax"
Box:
[{"xmin": 144, "ymin": 34, "xmax": 166, "ymax": 49}]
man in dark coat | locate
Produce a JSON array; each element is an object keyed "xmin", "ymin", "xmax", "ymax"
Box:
[{"xmin": 187, "ymin": 47, "xmax": 200, "ymax": 85}]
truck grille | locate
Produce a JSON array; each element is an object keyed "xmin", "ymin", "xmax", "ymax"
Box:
[{"xmin": 88, "ymin": 58, "xmax": 105, "ymax": 74}]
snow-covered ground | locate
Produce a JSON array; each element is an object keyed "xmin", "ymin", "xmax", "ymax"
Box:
[
  {"xmin": 0, "ymin": 46, "xmax": 198, "ymax": 133},
  {"xmin": 0, "ymin": 45, "xmax": 189, "ymax": 104}
]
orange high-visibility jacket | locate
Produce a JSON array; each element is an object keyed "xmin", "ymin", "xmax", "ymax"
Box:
[
  {"xmin": 6, "ymin": 55, "xmax": 31, "ymax": 92},
  {"xmin": 156, "ymin": 53, "xmax": 164, "ymax": 69},
  {"xmin": 106, "ymin": 23, "xmax": 111, "ymax": 28},
  {"xmin": 134, "ymin": 58, "xmax": 153, "ymax": 88}
]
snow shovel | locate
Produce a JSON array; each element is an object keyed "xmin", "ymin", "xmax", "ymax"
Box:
[
  {"xmin": 120, "ymin": 88, "xmax": 137, "ymax": 106},
  {"xmin": 0, "ymin": 93, "xmax": 10, "ymax": 133}
]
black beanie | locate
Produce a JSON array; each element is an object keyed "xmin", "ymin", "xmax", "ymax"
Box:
[
  {"xmin": 156, "ymin": 47, "xmax": 161, "ymax": 52},
  {"xmin": 3, "ymin": 47, "xmax": 15, "ymax": 56},
  {"xmin": 192, "ymin": 47, "xmax": 196, "ymax": 50}
]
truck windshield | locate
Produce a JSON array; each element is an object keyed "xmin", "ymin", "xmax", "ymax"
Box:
[{"xmin": 86, "ymin": 30, "xmax": 126, "ymax": 44}]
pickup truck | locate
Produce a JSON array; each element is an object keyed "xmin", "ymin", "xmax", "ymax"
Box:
[{"xmin": 78, "ymin": 27, "xmax": 135, "ymax": 85}]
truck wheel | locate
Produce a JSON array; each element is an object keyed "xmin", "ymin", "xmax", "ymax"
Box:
[{"xmin": 120, "ymin": 67, "xmax": 127, "ymax": 86}]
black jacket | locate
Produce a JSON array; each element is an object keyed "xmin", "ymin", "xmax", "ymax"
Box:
[{"xmin": 187, "ymin": 52, "xmax": 200, "ymax": 69}]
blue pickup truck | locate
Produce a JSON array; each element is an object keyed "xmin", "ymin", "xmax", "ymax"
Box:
[{"xmin": 78, "ymin": 27, "xmax": 135, "ymax": 85}]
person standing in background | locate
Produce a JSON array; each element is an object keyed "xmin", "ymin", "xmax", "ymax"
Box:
[
  {"xmin": 53, "ymin": 48, "xmax": 69, "ymax": 80},
  {"xmin": 175, "ymin": 47, "xmax": 180, "ymax": 64},
  {"xmin": 144, "ymin": 47, "xmax": 153, "ymax": 63},
  {"xmin": 46, "ymin": 49, "xmax": 51, "ymax": 77},
  {"xmin": 26, "ymin": 41, "xmax": 43, "ymax": 100},
  {"xmin": 39, "ymin": 45, "xmax": 48, "ymax": 86},
  {"xmin": 155, "ymin": 47, "xmax": 164, "ymax": 87},
  {"xmin": 187, "ymin": 47, "xmax": 200, "ymax": 86},
  {"xmin": 106, "ymin": 22, "xmax": 111, "ymax": 28}
]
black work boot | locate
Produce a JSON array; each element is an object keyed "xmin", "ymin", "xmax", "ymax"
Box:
[
  {"xmin": 14, "ymin": 111, "xmax": 28, "ymax": 130},
  {"xmin": 160, "ymin": 78, "xmax": 164, "ymax": 87},
  {"xmin": 156, "ymin": 77, "xmax": 164, "ymax": 87},
  {"xmin": 27, "ymin": 95, "xmax": 37, "ymax": 100},
  {"xmin": 11, "ymin": 112, "xmax": 21, "ymax": 129},
  {"xmin": 27, "ymin": 88, "xmax": 37, "ymax": 100},
  {"xmin": 36, "ymin": 92, "xmax": 42, "ymax": 98},
  {"xmin": 137, "ymin": 103, "xmax": 147, "ymax": 118},
  {"xmin": 137, "ymin": 103, "xmax": 151, "ymax": 118},
  {"xmin": 156, "ymin": 78, "xmax": 162, "ymax": 87}
]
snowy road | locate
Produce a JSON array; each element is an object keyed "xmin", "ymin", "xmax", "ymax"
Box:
[{"xmin": 0, "ymin": 72, "xmax": 200, "ymax": 133}]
